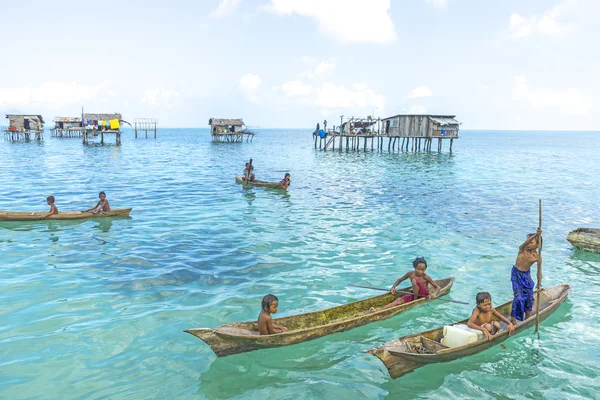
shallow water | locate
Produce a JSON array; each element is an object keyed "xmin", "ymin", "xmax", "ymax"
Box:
[{"xmin": 0, "ymin": 129, "xmax": 599, "ymax": 399}]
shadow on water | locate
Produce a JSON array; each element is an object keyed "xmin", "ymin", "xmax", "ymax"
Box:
[
  {"xmin": 567, "ymin": 249, "xmax": 600, "ymax": 275},
  {"xmin": 0, "ymin": 215, "xmax": 131, "ymax": 232},
  {"xmin": 198, "ymin": 341, "xmax": 353, "ymax": 400}
]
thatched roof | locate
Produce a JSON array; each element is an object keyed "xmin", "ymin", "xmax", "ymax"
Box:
[
  {"xmin": 83, "ymin": 113, "xmax": 122, "ymax": 121},
  {"xmin": 6, "ymin": 114, "xmax": 45, "ymax": 124},
  {"xmin": 209, "ymin": 118, "xmax": 244, "ymax": 126}
]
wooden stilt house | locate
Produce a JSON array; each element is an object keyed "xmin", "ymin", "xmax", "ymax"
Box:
[
  {"xmin": 81, "ymin": 113, "xmax": 129, "ymax": 145},
  {"xmin": 3, "ymin": 114, "xmax": 45, "ymax": 141},
  {"xmin": 209, "ymin": 118, "xmax": 254, "ymax": 142}
]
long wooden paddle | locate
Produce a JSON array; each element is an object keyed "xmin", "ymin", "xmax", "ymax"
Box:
[
  {"xmin": 348, "ymin": 284, "xmax": 468, "ymax": 305},
  {"xmin": 535, "ymin": 199, "xmax": 543, "ymax": 334}
]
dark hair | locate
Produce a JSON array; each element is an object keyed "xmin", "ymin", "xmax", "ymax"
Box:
[
  {"xmin": 476, "ymin": 292, "xmax": 491, "ymax": 304},
  {"xmin": 262, "ymin": 294, "xmax": 278, "ymax": 311},
  {"xmin": 284, "ymin": 173, "xmax": 290, "ymax": 178},
  {"xmin": 99, "ymin": 191, "xmax": 106, "ymax": 196},
  {"xmin": 413, "ymin": 257, "xmax": 427, "ymax": 268},
  {"xmin": 46, "ymin": 195, "xmax": 55, "ymax": 202},
  {"xmin": 527, "ymin": 233, "xmax": 535, "ymax": 238}
]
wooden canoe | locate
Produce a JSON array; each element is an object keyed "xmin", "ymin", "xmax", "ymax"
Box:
[
  {"xmin": 0, "ymin": 208, "xmax": 132, "ymax": 221},
  {"xmin": 235, "ymin": 176, "xmax": 285, "ymax": 189},
  {"xmin": 366, "ymin": 283, "xmax": 571, "ymax": 379},
  {"xmin": 567, "ymin": 227, "xmax": 600, "ymax": 254},
  {"xmin": 185, "ymin": 277, "xmax": 454, "ymax": 357}
]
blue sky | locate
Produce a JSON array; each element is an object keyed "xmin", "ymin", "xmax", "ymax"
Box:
[{"xmin": 1, "ymin": 0, "xmax": 598, "ymax": 129}]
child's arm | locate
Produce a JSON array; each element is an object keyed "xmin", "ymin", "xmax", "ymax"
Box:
[
  {"xmin": 390, "ymin": 273, "xmax": 410, "ymax": 294},
  {"xmin": 272, "ymin": 321, "xmax": 288, "ymax": 332},
  {"xmin": 518, "ymin": 227, "xmax": 542, "ymax": 252},
  {"xmin": 467, "ymin": 309, "xmax": 493, "ymax": 340},
  {"xmin": 424, "ymin": 274, "xmax": 441, "ymax": 299},
  {"xmin": 492, "ymin": 308, "xmax": 514, "ymax": 334},
  {"xmin": 266, "ymin": 316, "xmax": 286, "ymax": 334},
  {"xmin": 85, "ymin": 200, "xmax": 101, "ymax": 212}
]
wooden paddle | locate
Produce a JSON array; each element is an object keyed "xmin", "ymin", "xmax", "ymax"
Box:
[
  {"xmin": 535, "ymin": 199, "xmax": 543, "ymax": 334},
  {"xmin": 348, "ymin": 284, "xmax": 468, "ymax": 305}
]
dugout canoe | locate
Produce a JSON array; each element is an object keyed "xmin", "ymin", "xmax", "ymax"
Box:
[
  {"xmin": 235, "ymin": 176, "xmax": 285, "ymax": 189},
  {"xmin": 0, "ymin": 208, "xmax": 132, "ymax": 221},
  {"xmin": 185, "ymin": 277, "xmax": 454, "ymax": 357},
  {"xmin": 566, "ymin": 227, "xmax": 600, "ymax": 254},
  {"xmin": 365, "ymin": 283, "xmax": 571, "ymax": 379}
]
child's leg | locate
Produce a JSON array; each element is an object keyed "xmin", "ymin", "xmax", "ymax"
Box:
[
  {"xmin": 369, "ymin": 297, "xmax": 406, "ymax": 313},
  {"xmin": 492, "ymin": 321, "xmax": 501, "ymax": 334}
]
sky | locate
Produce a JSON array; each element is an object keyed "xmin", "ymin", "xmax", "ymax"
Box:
[{"xmin": 0, "ymin": 0, "xmax": 599, "ymax": 130}]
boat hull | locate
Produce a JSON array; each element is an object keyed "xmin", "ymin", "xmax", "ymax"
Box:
[
  {"xmin": 186, "ymin": 277, "xmax": 455, "ymax": 357},
  {"xmin": 567, "ymin": 228, "xmax": 600, "ymax": 254},
  {"xmin": 0, "ymin": 208, "xmax": 132, "ymax": 221},
  {"xmin": 235, "ymin": 176, "xmax": 284, "ymax": 189},
  {"xmin": 366, "ymin": 284, "xmax": 571, "ymax": 379}
]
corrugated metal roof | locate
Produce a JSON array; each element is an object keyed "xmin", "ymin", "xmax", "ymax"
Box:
[
  {"xmin": 53, "ymin": 117, "xmax": 81, "ymax": 122},
  {"xmin": 429, "ymin": 117, "xmax": 459, "ymax": 126}
]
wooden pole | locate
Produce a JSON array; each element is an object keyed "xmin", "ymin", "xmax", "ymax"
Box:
[{"xmin": 535, "ymin": 199, "xmax": 543, "ymax": 334}]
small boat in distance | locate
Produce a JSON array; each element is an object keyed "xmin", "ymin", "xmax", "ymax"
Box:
[
  {"xmin": 0, "ymin": 208, "xmax": 133, "ymax": 221},
  {"xmin": 235, "ymin": 176, "xmax": 285, "ymax": 189},
  {"xmin": 567, "ymin": 227, "xmax": 600, "ymax": 254},
  {"xmin": 185, "ymin": 277, "xmax": 455, "ymax": 357},
  {"xmin": 365, "ymin": 284, "xmax": 571, "ymax": 379}
]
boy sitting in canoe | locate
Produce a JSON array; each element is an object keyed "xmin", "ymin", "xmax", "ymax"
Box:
[
  {"xmin": 258, "ymin": 294, "xmax": 287, "ymax": 335},
  {"xmin": 279, "ymin": 173, "xmax": 291, "ymax": 189},
  {"xmin": 369, "ymin": 257, "xmax": 441, "ymax": 313},
  {"xmin": 85, "ymin": 191, "xmax": 110, "ymax": 214},
  {"xmin": 43, "ymin": 195, "xmax": 58, "ymax": 218},
  {"xmin": 467, "ymin": 292, "xmax": 514, "ymax": 341},
  {"xmin": 510, "ymin": 227, "xmax": 542, "ymax": 325}
]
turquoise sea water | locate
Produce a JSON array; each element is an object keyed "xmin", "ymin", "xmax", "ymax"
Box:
[{"xmin": 1, "ymin": 129, "xmax": 599, "ymax": 399}]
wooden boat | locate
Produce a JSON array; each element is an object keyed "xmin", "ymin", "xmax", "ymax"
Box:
[
  {"xmin": 185, "ymin": 277, "xmax": 454, "ymax": 357},
  {"xmin": 366, "ymin": 284, "xmax": 571, "ymax": 379},
  {"xmin": 567, "ymin": 227, "xmax": 600, "ymax": 254},
  {"xmin": 0, "ymin": 208, "xmax": 132, "ymax": 221},
  {"xmin": 235, "ymin": 176, "xmax": 285, "ymax": 189}
]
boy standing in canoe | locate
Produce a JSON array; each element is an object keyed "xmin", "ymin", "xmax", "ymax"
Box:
[
  {"xmin": 467, "ymin": 292, "xmax": 514, "ymax": 340},
  {"xmin": 369, "ymin": 257, "xmax": 441, "ymax": 313},
  {"xmin": 43, "ymin": 195, "xmax": 58, "ymax": 218},
  {"xmin": 258, "ymin": 294, "xmax": 287, "ymax": 335},
  {"xmin": 510, "ymin": 227, "xmax": 542, "ymax": 325}
]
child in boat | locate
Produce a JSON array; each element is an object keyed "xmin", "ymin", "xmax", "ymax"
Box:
[
  {"xmin": 258, "ymin": 294, "xmax": 287, "ymax": 335},
  {"xmin": 43, "ymin": 195, "xmax": 58, "ymax": 218},
  {"xmin": 510, "ymin": 227, "xmax": 542, "ymax": 325},
  {"xmin": 369, "ymin": 257, "xmax": 441, "ymax": 313},
  {"xmin": 85, "ymin": 191, "xmax": 110, "ymax": 214},
  {"xmin": 279, "ymin": 173, "xmax": 291, "ymax": 189},
  {"xmin": 467, "ymin": 292, "xmax": 514, "ymax": 341},
  {"xmin": 242, "ymin": 163, "xmax": 255, "ymax": 182}
]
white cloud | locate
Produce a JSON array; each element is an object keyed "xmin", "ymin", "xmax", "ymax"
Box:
[
  {"xmin": 315, "ymin": 82, "xmax": 385, "ymax": 110},
  {"xmin": 141, "ymin": 89, "xmax": 178, "ymax": 106},
  {"xmin": 425, "ymin": 0, "xmax": 447, "ymax": 8},
  {"xmin": 240, "ymin": 73, "xmax": 262, "ymax": 102},
  {"xmin": 210, "ymin": 0, "xmax": 242, "ymax": 18},
  {"xmin": 508, "ymin": 0, "xmax": 576, "ymax": 39},
  {"xmin": 281, "ymin": 80, "xmax": 313, "ymax": 96},
  {"xmin": 0, "ymin": 81, "xmax": 111, "ymax": 110},
  {"xmin": 266, "ymin": 0, "xmax": 396, "ymax": 44},
  {"xmin": 409, "ymin": 105, "xmax": 427, "ymax": 114},
  {"xmin": 512, "ymin": 76, "xmax": 591, "ymax": 115},
  {"xmin": 303, "ymin": 60, "xmax": 336, "ymax": 79},
  {"xmin": 407, "ymin": 86, "xmax": 433, "ymax": 99},
  {"xmin": 301, "ymin": 56, "xmax": 317, "ymax": 65}
]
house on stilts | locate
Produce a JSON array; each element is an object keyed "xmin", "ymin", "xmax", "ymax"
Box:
[
  {"xmin": 3, "ymin": 114, "xmax": 45, "ymax": 141},
  {"xmin": 51, "ymin": 117, "xmax": 83, "ymax": 137},
  {"xmin": 81, "ymin": 113, "xmax": 130, "ymax": 145},
  {"xmin": 209, "ymin": 118, "xmax": 254, "ymax": 142},
  {"xmin": 314, "ymin": 114, "xmax": 460, "ymax": 152}
]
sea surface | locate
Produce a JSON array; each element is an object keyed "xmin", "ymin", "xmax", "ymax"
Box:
[{"xmin": 0, "ymin": 128, "xmax": 599, "ymax": 399}]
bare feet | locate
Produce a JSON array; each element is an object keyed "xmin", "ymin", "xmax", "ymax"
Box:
[{"xmin": 369, "ymin": 307, "xmax": 377, "ymax": 314}]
